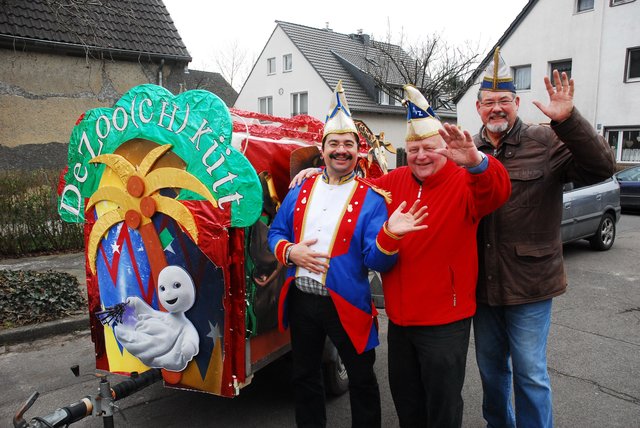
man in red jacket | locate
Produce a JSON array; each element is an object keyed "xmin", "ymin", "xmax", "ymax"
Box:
[{"xmin": 291, "ymin": 85, "xmax": 511, "ymax": 427}]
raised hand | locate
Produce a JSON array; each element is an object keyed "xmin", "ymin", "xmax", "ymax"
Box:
[
  {"xmin": 532, "ymin": 69, "xmax": 574, "ymax": 122},
  {"xmin": 289, "ymin": 167, "xmax": 322, "ymax": 189},
  {"xmin": 387, "ymin": 200, "xmax": 429, "ymax": 236},
  {"xmin": 288, "ymin": 238, "xmax": 330, "ymax": 273},
  {"xmin": 435, "ymin": 123, "xmax": 483, "ymax": 168}
]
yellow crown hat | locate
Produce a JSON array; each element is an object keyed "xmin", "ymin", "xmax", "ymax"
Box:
[
  {"xmin": 402, "ymin": 84, "xmax": 443, "ymax": 142},
  {"xmin": 322, "ymin": 80, "xmax": 358, "ymax": 141}
]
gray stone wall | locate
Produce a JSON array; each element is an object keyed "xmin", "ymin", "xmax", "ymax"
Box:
[{"xmin": 0, "ymin": 48, "xmax": 185, "ymax": 156}]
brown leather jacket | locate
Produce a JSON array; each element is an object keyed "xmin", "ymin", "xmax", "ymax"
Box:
[{"xmin": 474, "ymin": 108, "xmax": 615, "ymax": 306}]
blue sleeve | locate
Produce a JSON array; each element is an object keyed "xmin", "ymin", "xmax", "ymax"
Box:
[
  {"xmin": 466, "ymin": 152, "xmax": 489, "ymax": 174},
  {"xmin": 267, "ymin": 185, "xmax": 298, "ymax": 253},
  {"xmin": 360, "ymin": 191, "xmax": 398, "ymax": 273}
]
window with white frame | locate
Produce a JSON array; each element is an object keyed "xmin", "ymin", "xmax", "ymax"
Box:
[
  {"xmin": 267, "ymin": 57, "xmax": 276, "ymax": 75},
  {"xmin": 291, "ymin": 92, "xmax": 308, "ymax": 116},
  {"xmin": 392, "ymin": 88, "xmax": 403, "ymax": 106},
  {"xmin": 577, "ymin": 0, "xmax": 594, "ymax": 12},
  {"xmin": 625, "ymin": 47, "xmax": 640, "ymax": 82},
  {"xmin": 549, "ymin": 60, "xmax": 572, "ymax": 80},
  {"xmin": 259, "ymin": 96, "xmax": 273, "ymax": 115},
  {"xmin": 378, "ymin": 88, "xmax": 390, "ymax": 105},
  {"xmin": 606, "ymin": 128, "xmax": 640, "ymax": 163},
  {"xmin": 512, "ymin": 65, "xmax": 532, "ymax": 90},
  {"xmin": 378, "ymin": 87, "xmax": 402, "ymax": 106},
  {"xmin": 283, "ymin": 54, "xmax": 292, "ymax": 72}
]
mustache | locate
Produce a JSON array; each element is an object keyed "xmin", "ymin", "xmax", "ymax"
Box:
[
  {"xmin": 329, "ymin": 153, "xmax": 353, "ymax": 160},
  {"xmin": 489, "ymin": 112, "xmax": 508, "ymax": 119}
]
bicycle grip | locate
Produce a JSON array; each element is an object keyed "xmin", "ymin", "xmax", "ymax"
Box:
[{"xmin": 110, "ymin": 369, "xmax": 162, "ymax": 400}]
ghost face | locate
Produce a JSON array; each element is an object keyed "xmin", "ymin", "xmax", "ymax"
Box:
[{"xmin": 157, "ymin": 265, "xmax": 196, "ymax": 313}]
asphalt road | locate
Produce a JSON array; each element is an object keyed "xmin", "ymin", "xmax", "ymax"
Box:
[{"xmin": 1, "ymin": 213, "xmax": 639, "ymax": 427}]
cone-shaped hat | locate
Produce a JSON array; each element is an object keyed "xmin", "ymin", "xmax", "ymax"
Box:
[
  {"xmin": 322, "ymin": 80, "xmax": 358, "ymax": 141},
  {"xmin": 403, "ymin": 84, "xmax": 443, "ymax": 142}
]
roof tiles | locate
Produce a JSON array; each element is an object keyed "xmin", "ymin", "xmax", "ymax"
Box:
[
  {"xmin": 277, "ymin": 21, "xmax": 409, "ymax": 114},
  {"xmin": 0, "ymin": 0, "xmax": 190, "ymax": 60}
]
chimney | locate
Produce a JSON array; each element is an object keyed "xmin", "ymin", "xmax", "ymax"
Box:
[{"xmin": 349, "ymin": 31, "xmax": 370, "ymax": 46}]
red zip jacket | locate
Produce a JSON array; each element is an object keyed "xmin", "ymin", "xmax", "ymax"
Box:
[{"xmin": 372, "ymin": 157, "xmax": 510, "ymax": 326}]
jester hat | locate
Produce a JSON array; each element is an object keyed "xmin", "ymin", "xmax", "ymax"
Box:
[
  {"xmin": 402, "ymin": 84, "xmax": 443, "ymax": 142},
  {"xmin": 480, "ymin": 46, "xmax": 516, "ymax": 93},
  {"xmin": 322, "ymin": 80, "xmax": 358, "ymax": 141}
]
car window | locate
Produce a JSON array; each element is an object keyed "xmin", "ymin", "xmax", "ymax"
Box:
[
  {"xmin": 617, "ymin": 167, "xmax": 640, "ymax": 181},
  {"xmin": 567, "ymin": 177, "xmax": 613, "ymax": 191}
]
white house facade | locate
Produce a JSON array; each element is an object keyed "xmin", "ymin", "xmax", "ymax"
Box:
[
  {"xmin": 456, "ymin": 0, "xmax": 640, "ymax": 166},
  {"xmin": 235, "ymin": 25, "xmax": 329, "ymax": 120},
  {"xmin": 235, "ymin": 21, "xmax": 457, "ymax": 169}
]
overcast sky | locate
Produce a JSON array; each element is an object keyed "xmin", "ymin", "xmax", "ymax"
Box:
[{"xmin": 163, "ymin": 0, "xmax": 529, "ymax": 82}]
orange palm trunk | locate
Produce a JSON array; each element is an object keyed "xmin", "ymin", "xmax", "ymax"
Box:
[{"xmin": 138, "ymin": 221, "xmax": 168, "ymax": 306}]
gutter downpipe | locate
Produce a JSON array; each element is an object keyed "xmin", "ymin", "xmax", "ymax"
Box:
[
  {"xmin": 158, "ymin": 58, "xmax": 165, "ymax": 87},
  {"xmin": 593, "ymin": 2, "xmax": 605, "ymax": 136}
]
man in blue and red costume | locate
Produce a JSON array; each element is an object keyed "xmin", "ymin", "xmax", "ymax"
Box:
[{"xmin": 268, "ymin": 80, "xmax": 428, "ymax": 428}]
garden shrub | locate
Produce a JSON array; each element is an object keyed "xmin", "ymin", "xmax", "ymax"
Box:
[
  {"xmin": 0, "ymin": 270, "xmax": 85, "ymax": 328},
  {"xmin": 0, "ymin": 169, "xmax": 84, "ymax": 257}
]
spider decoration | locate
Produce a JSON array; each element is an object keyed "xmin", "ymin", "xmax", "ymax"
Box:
[{"xmin": 95, "ymin": 302, "xmax": 127, "ymax": 327}]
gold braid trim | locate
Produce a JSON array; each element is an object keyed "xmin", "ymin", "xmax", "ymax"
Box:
[{"xmin": 357, "ymin": 177, "xmax": 392, "ymax": 204}]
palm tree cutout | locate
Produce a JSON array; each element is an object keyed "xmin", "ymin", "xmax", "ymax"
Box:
[{"xmin": 85, "ymin": 143, "xmax": 217, "ymax": 287}]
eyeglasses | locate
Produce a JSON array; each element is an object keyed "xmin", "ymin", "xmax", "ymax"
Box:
[
  {"xmin": 479, "ymin": 98, "xmax": 515, "ymax": 108},
  {"xmin": 327, "ymin": 141, "xmax": 356, "ymax": 150}
]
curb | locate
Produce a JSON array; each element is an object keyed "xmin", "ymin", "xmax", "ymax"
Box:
[{"xmin": 0, "ymin": 314, "xmax": 90, "ymax": 346}]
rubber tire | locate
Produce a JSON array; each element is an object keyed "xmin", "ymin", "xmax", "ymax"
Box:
[
  {"xmin": 589, "ymin": 212, "xmax": 616, "ymax": 251},
  {"xmin": 323, "ymin": 352, "xmax": 349, "ymax": 396}
]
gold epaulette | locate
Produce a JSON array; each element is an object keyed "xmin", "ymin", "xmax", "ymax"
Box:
[{"xmin": 357, "ymin": 177, "xmax": 392, "ymax": 204}]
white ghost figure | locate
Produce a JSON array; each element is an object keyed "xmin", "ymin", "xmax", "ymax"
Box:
[{"xmin": 114, "ymin": 265, "xmax": 200, "ymax": 371}]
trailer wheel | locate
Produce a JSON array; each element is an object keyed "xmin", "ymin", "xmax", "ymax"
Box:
[
  {"xmin": 322, "ymin": 341, "xmax": 349, "ymax": 396},
  {"xmin": 324, "ymin": 354, "xmax": 348, "ymax": 396}
]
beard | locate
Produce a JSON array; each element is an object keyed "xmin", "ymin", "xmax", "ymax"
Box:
[
  {"xmin": 486, "ymin": 122, "xmax": 509, "ymax": 133},
  {"xmin": 485, "ymin": 112, "xmax": 509, "ymax": 134}
]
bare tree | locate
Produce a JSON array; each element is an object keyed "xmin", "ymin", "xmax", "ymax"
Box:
[
  {"xmin": 213, "ymin": 40, "xmax": 250, "ymax": 91},
  {"xmin": 365, "ymin": 28, "xmax": 480, "ymax": 110}
]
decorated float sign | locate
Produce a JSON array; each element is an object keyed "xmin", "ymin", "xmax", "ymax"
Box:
[{"xmin": 58, "ymin": 84, "xmax": 262, "ymax": 395}]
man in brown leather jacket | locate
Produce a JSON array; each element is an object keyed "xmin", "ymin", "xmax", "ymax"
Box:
[{"xmin": 472, "ymin": 48, "xmax": 615, "ymax": 428}]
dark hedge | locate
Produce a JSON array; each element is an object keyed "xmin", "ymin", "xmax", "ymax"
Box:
[{"xmin": 0, "ymin": 270, "xmax": 85, "ymax": 328}]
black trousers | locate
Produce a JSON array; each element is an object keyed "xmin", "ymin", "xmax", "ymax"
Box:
[
  {"xmin": 387, "ymin": 318, "xmax": 472, "ymax": 428},
  {"xmin": 288, "ymin": 285, "xmax": 381, "ymax": 428}
]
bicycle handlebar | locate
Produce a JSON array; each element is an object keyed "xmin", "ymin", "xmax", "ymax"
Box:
[{"xmin": 13, "ymin": 369, "xmax": 162, "ymax": 428}]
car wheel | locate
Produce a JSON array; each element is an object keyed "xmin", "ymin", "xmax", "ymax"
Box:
[
  {"xmin": 589, "ymin": 212, "xmax": 616, "ymax": 251},
  {"xmin": 322, "ymin": 342, "xmax": 349, "ymax": 396}
]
